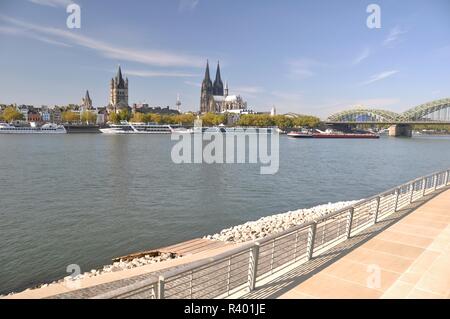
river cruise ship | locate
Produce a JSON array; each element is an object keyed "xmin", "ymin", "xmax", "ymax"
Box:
[
  {"xmin": 99, "ymin": 122, "xmax": 181, "ymax": 134},
  {"xmin": 174, "ymin": 126, "xmax": 279, "ymax": 134},
  {"xmin": 0, "ymin": 123, "xmax": 67, "ymax": 134}
]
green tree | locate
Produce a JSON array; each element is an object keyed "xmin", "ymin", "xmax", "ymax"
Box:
[
  {"xmin": 131, "ymin": 112, "xmax": 145, "ymax": 123},
  {"xmin": 108, "ymin": 112, "xmax": 120, "ymax": 124},
  {"xmin": 2, "ymin": 107, "xmax": 23, "ymax": 122},
  {"xmin": 272, "ymin": 115, "xmax": 292, "ymax": 129},
  {"xmin": 62, "ymin": 111, "xmax": 80, "ymax": 123},
  {"xmin": 144, "ymin": 113, "xmax": 162, "ymax": 124},
  {"xmin": 118, "ymin": 109, "xmax": 131, "ymax": 121},
  {"xmin": 201, "ymin": 112, "xmax": 226, "ymax": 126},
  {"xmin": 292, "ymin": 115, "xmax": 320, "ymax": 128},
  {"xmin": 80, "ymin": 111, "xmax": 97, "ymax": 124}
]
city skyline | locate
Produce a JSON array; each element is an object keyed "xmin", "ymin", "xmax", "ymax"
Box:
[{"xmin": 0, "ymin": 0, "xmax": 450, "ymax": 118}]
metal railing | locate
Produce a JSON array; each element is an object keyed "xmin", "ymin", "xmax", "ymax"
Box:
[{"xmin": 93, "ymin": 168, "xmax": 450, "ymax": 299}]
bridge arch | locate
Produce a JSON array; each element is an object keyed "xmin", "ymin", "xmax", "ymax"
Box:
[
  {"xmin": 402, "ymin": 98, "xmax": 450, "ymax": 121},
  {"xmin": 327, "ymin": 108, "xmax": 400, "ymax": 122}
]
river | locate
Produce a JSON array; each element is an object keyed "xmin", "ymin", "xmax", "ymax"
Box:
[{"xmin": 1, "ymin": 134, "xmax": 449, "ymax": 294}]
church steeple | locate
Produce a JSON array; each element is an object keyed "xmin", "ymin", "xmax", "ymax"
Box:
[
  {"xmin": 115, "ymin": 65, "xmax": 126, "ymax": 89},
  {"xmin": 116, "ymin": 65, "xmax": 123, "ymax": 81},
  {"xmin": 203, "ymin": 60, "xmax": 212, "ymax": 84},
  {"xmin": 213, "ymin": 61, "xmax": 224, "ymax": 96},
  {"xmin": 82, "ymin": 89, "xmax": 92, "ymax": 109},
  {"xmin": 200, "ymin": 60, "xmax": 213, "ymax": 113}
]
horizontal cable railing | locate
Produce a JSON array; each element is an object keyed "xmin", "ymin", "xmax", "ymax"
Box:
[{"xmin": 93, "ymin": 168, "xmax": 450, "ymax": 299}]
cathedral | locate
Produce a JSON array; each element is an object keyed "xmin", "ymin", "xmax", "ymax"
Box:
[
  {"xmin": 200, "ymin": 61, "xmax": 247, "ymax": 113},
  {"xmin": 108, "ymin": 66, "xmax": 129, "ymax": 112}
]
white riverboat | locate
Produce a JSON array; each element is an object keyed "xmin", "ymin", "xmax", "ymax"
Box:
[
  {"xmin": 99, "ymin": 122, "xmax": 180, "ymax": 134},
  {"xmin": 224, "ymin": 127, "xmax": 276, "ymax": 134},
  {"xmin": 0, "ymin": 123, "xmax": 67, "ymax": 134},
  {"xmin": 180, "ymin": 126, "xmax": 278, "ymax": 134}
]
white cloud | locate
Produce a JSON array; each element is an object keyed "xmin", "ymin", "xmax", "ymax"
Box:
[
  {"xmin": 28, "ymin": 0, "xmax": 73, "ymax": 8},
  {"xmin": 353, "ymin": 48, "xmax": 370, "ymax": 65},
  {"xmin": 360, "ymin": 70, "xmax": 399, "ymax": 86},
  {"xmin": 184, "ymin": 81, "xmax": 201, "ymax": 88},
  {"xmin": 0, "ymin": 25, "xmax": 71, "ymax": 47},
  {"xmin": 0, "ymin": 15, "xmax": 204, "ymax": 68},
  {"xmin": 125, "ymin": 70, "xmax": 200, "ymax": 78},
  {"xmin": 287, "ymin": 58, "xmax": 323, "ymax": 79},
  {"xmin": 383, "ymin": 26, "xmax": 407, "ymax": 46},
  {"xmin": 178, "ymin": 0, "xmax": 200, "ymax": 12}
]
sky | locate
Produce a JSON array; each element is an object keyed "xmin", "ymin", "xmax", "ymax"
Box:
[{"xmin": 0, "ymin": 0, "xmax": 450, "ymax": 118}]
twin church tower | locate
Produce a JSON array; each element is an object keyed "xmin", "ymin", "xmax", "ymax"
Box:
[{"xmin": 200, "ymin": 61, "xmax": 231, "ymax": 113}]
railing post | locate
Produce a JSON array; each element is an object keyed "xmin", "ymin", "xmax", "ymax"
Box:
[
  {"xmin": 269, "ymin": 240, "xmax": 275, "ymax": 273},
  {"xmin": 293, "ymin": 230, "xmax": 299, "ymax": 261},
  {"xmin": 226, "ymin": 257, "xmax": 231, "ymax": 296},
  {"xmin": 248, "ymin": 243, "xmax": 260, "ymax": 292},
  {"xmin": 373, "ymin": 197, "xmax": 380, "ymax": 224},
  {"xmin": 394, "ymin": 188, "xmax": 400, "ymax": 212},
  {"xmin": 422, "ymin": 178, "xmax": 427, "ymax": 196},
  {"xmin": 189, "ymin": 270, "xmax": 193, "ymax": 298},
  {"xmin": 433, "ymin": 174, "xmax": 438, "ymax": 191},
  {"xmin": 445, "ymin": 170, "xmax": 450, "ymax": 186},
  {"xmin": 157, "ymin": 275, "xmax": 165, "ymax": 299},
  {"xmin": 346, "ymin": 208, "xmax": 354, "ymax": 238},
  {"xmin": 409, "ymin": 182, "xmax": 415, "ymax": 203},
  {"xmin": 306, "ymin": 222, "xmax": 317, "ymax": 261}
]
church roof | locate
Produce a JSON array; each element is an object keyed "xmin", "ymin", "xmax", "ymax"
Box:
[{"xmin": 115, "ymin": 66, "xmax": 126, "ymax": 89}]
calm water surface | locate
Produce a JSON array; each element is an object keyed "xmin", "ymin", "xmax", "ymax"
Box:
[{"xmin": 1, "ymin": 134, "xmax": 450, "ymax": 294}]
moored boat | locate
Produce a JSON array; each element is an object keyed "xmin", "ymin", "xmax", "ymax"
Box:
[
  {"xmin": 312, "ymin": 129, "xmax": 379, "ymax": 139},
  {"xmin": 99, "ymin": 122, "xmax": 180, "ymax": 134},
  {"xmin": 287, "ymin": 131, "xmax": 313, "ymax": 138},
  {"xmin": 0, "ymin": 122, "xmax": 66, "ymax": 134}
]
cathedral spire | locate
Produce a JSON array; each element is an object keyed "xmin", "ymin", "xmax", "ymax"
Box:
[
  {"xmin": 203, "ymin": 60, "xmax": 211, "ymax": 83},
  {"xmin": 215, "ymin": 61, "xmax": 222, "ymax": 83},
  {"xmin": 213, "ymin": 61, "xmax": 224, "ymax": 96}
]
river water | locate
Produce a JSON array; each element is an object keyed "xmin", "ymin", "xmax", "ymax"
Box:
[{"xmin": 1, "ymin": 134, "xmax": 450, "ymax": 294}]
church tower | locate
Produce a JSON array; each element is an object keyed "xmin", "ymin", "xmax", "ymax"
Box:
[
  {"xmin": 213, "ymin": 61, "xmax": 224, "ymax": 96},
  {"xmin": 82, "ymin": 90, "xmax": 93, "ymax": 109},
  {"xmin": 200, "ymin": 60, "xmax": 213, "ymax": 113},
  {"xmin": 109, "ymin": 65, "xmax": 129, "ymax": 109}
]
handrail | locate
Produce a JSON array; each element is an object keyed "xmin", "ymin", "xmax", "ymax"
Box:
[{"xmin": 93, "ymin": 167, "xmax": 450, "ymax": 299}]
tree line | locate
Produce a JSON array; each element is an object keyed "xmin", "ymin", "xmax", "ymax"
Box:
[
  {"xmin": 1, "ymin": 106, "xmax": 322, "ymax": 129},
  {"xmin": 237, "ymin": 114, "xmax": 320, "ymax": 129}
]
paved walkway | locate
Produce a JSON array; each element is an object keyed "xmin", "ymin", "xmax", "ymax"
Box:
[
  {"xmin": 5, "ymin": 239, "xmax": 240, "ymax": 299},
  {"xmin": 6, "ymin": 188, "xmax": 449, "ymax": 299},
  {"xmin": 243, "ymin": 189, "xmax": 450, "ymax": 299}
]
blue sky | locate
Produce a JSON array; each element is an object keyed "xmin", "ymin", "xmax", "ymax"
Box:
[{"xmin": 0, "ymin": 0, "xmax": 449, "ymax": 118}]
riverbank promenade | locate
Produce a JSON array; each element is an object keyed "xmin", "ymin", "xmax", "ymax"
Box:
[
  {"xmin": 4, "ymin": 174, "xmax": 450, "ymax": 299},
  {"xmin": 244, "ymin": 189, "xmax": 450, "ymax": 299}
]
